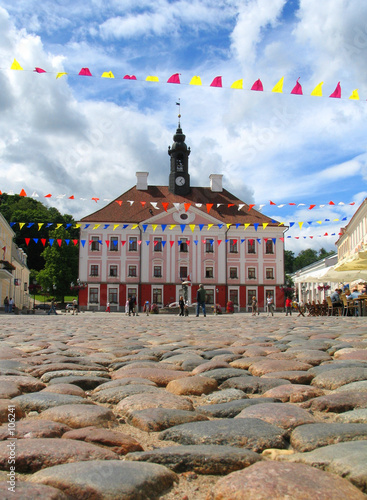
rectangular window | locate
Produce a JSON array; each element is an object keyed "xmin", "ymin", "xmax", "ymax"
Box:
[
  {"xmin": 89, "ymin": 287, "xmax": 98, "ymax": 303},
  {"xmin": 229, "ymin": 239, "xmax": 238, "ymax": 253},
  {"xmin": 248, "ymin": 267, "xmax": 256, "ymax": 279},
  {"xmin": 205, "ymin": 267, "xmax": 214, "ymax": 278},
  {"xmin": 110, "ymin": 236, "xmax": 119, "ymax": 251},
  {"xmin": 248, "ymin": 289, "xmax": 257, "ymax": 305},
  {"xmin": 153, "ymin": 288, "xmax": 162, "ymax": 305},
  {"xmin": 230, "ymin": 267, "xmax": 238, "ymax": 279},
  {"xmin": 91, "ymin": 236, "xmax": 100, "ymax": 251},
  {"xmin": 265, "ymin": 240, "xmax": 274, "ymax": 254},
  {"xmin": 109, "ymin": 265, "xmax": 118, "ymax": 277},
  {"xmin": 205, "ymin": 239, "xmax": 214, "ymax": 253},
  {"xmin": 206, "ymin": 289, "xmax": 214, "ymax": 305},
  {"xmin": 180, "ymin": 238, "xmax": 188, "ymax": 253},
  {"xmin": 154, "ymin": 266, "xmax": 162, "ymax": 278},
  {"xmin": 90, "ymin": 265, "xmax": 99, "ymax": 277},
  {"xmin": 128, "ymin": 288, "xmax": 137, "ymax": 300},
  {"xmin": 266, "ymin": 268, "xmax": 274, "ymax": 279},
  {"xmin": 128, "ymin": 265, "xmax": 137, "ymax": 277},
  {"xmin": 248, "ymin": 240, "xmax": 256, "ymax": 254},
  {"xmin": 154, "ymin": 237, "xmax": 162, "ymax": 252},
  {"xmin": 229, "ymin": 289, "xmax": 238, "ymax": 305},
  {"xmin": 129, "ymin": 237, "xmax": 137, "ymax": 251},
  {"xmin": 109, "ymin": 288, "xmax": 118, "ymax": 304},
  {"xmin": 179, "ymin": 266, "xmax": 188, "ymax": 279}
]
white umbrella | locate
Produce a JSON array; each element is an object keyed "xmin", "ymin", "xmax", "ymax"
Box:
[
  {"xmin": 294, "ymin": 267, "xmax": 332, "ymax": 283},
  {"xmin": 322, "ymin": 267, "xmax": 367, "ymax": 282},
  {"xmin": 334, "ymin": 251, "xmax": 367, "ymax": 271}
]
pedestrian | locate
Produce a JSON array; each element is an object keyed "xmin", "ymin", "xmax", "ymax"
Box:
[
  {"xmin": 48, "ymin": 298, "xmax": 57, "ymax": 315},
  {"xmin": 128, "ymin": 296, "xmax": 134, "ymax": 316},
  {"xmin": 266, "ymin": 294, "xmax": 274, "ymax": 316},
  {"xmin": 285, "ymin": 297, "xmax": 293, "ymax": 316},
  {"xmin": 125, "ymin": 299, "xmax": 129, "ymax": 316},
  {"xmin": 179, "ymin": 295, "xmax": 185, "ymax": 316},
  {"xmin": 144, "ymin": 300, "xmax": 150, "ymax": 315},
  {"xmin": 296, "ymin": 299, "xmax": 305, "ymax": 317},
  {"xmin": 106, "ymin": 302, "xmax": 110, "ymax": 313},
  {"xmin": 8, "ymin": 297, "xmax": 14, "ymax": 314},
  {"xmin": 251, "ymin": 296, "xmax": 258, "ymax": 316},
  {"xmin": 133, "ymin": 295, "xmax": 138, "ymax": 316},
  {"xmin": 72, "ymin": 298, "xmax": 78, "ymax": 315},
  {"xmin": 196, "ymin": 284, "xmax": 206, "ymax": 317},
  {"xmin": 3, "ymin": 296, "xmax": 9, "ymax": 313}
]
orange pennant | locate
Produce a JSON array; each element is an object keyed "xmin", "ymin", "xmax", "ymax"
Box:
[
  {"xmin": 115, "ymin": 200, "xmax": 123, "ymax": 206},
  {"xmin": 44, "ymin": 194, "xmax": 52, "ymax": 198},
  {"xmin": 206, "ymin": 203, "xmax": 213, "ymax": 213},
  {"xmin": 162, "ymin": 202, "xmax": 169, "ymax": 212},
  {"xmin": 248, "ymin": 204, "xmax": 255, "ymax": 211},
  {"xmin": 19, "ymin": 189, "xmax": 27, "ymax": 197},
  {"xmin": 140, "ymin": 201, "xmax": 146, "ymax": 207},
  {"xmin": 184, "ymin": 203, "xmax": 191, "ymax": 212},
  {"xmin": 68, "ymin": 195, "xmax": 75, "ymax": 199}
]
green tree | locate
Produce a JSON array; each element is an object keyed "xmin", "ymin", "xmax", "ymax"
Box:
[
  {"xmin": 284, "ymin": 250, "xmax": 295, "ymax": 274},
  {"xmin": 293, "ymin": 249, "xmax": 319, "ymax": 271},
  {"xmin": 37, "ymin": 227, "xmax": 78, "ymax": 302},
  {"xmin": 0, "ymin": 194, "xmax": 78, "ymax": 271}
]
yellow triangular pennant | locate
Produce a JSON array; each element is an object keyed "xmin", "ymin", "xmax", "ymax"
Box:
[
  {"xmin": 19, "ymin": 223, "xmax": 25, "ymax": 229},
  {"xmin": 349, "ymin": 89, "xmax": 359, "ymax": 100},
  {"xmin": 93, "ymin": 224, "xmax": 101, "ymax": 230},
  {"xmin": 272, "ymin": 76, "xmax": 284, "ymax": 93},
  {"xmin": 311, "ymin": 82, "xmax": 323, "ymax": 96},
  {"xmin": 101, "ymin": 71, "xmax": 114, "ymax": 78},
  {"xmin": 189, "ymin": 76, "xmax": 202, "ymax": 85},
  {"xmin": 207, "ymin": 224, "xmax": 213, "ymax": 230},
  {"xmin": 38, "ymin": 223, "xmax": 44, "ymax": 231},
  {"xmin": 75, "ymin": 224, "xmax": 81, "ymax": 229},
  {"xmin": 113, "ymin": 224, "xmax": 120, "ymax": 230},
  {"xmin": 189, "ymin": 224, "xmax": 196, "ymax": 232},
  {"xmin": 226, "ymin": 223, "xmax": 232, "ymax": 229},
  {"xmin": 11, "ymin": 59, "xmax": 23, "ymax": 70},
  {"xmin": 146, "ymin": 76, "xmax": 159, "ymax": 82},
  {"xmin": 152, "ymin": 224, "xmax": 158, "ymax": 232},
  {"xmin": 231, "ymin": 79, "xmax": 243, "ymax": 89},
  {"xmin": 56, "ymin": 223, "xmax": 63, "ymax": 229},
  {"xmin": 169, "ymin": 224, "xmax": 176, "ymax": 230},
  {"xmin": 56, "ymin": 72, "xmax": 68, "ymax": 79},
  {"xmin": 244, "ymin": 223, "xmax": 250, "ymax": 230},
  {"xmin": 298, "ymin": 222, "xmax": 304, "ymax": 229},
  {"xmin": 262, "ymin": 223, "xmax": 268, "ymax": 229},
  {"xmin": 132, "ymin": 224, "xmax": 139, "ymax": 229}
]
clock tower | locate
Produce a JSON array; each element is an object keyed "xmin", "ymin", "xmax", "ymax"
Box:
[{"xmin": 168, "ymin": 116, "xmax": 191, "ymax": 196}]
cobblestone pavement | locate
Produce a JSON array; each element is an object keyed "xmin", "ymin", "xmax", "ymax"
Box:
[{"xmin": 0, "ymin": 313, "xmax": 366, "ymax": 499}]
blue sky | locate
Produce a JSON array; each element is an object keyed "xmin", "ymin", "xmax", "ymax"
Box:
[{"xmin": 0, "ymin": 0, "xmax": 366, "ymax": 253}]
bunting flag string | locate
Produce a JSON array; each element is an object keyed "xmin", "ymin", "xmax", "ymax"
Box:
[
  {"xmin": 19, "ymin": 230, "xmax": 344, "ymax": 248},
  {"xmin": 1, "ymin": 189, "xmax": 356, "ymax": 212},
  {"xmin": 10, "ymin": 216, "xmax": 349, "ymax": 232},
  {"xmin": 7, "ymin": 60, "xmax": 367, "ymax": 102}
]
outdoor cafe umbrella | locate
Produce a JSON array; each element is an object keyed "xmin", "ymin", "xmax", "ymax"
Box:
[{"xmin": 334, "ymin": 250, "xmax": 367, "ymax": 272}]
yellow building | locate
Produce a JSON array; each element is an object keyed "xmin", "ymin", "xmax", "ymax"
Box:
[
  {"xmin": 336, "ymin": 198, "xmax": 367, "ymax": 271},
  {"xmin": 0, "ymin": 213, "xmax": 30, "ymax": 311}
]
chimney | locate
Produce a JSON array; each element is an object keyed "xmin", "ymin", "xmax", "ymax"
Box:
[
  {"xmin": 209, "ymin": 174, "xmax": 223, "ymax": 192},
  {"xmin": 136, "ymin": 172, "xmax": 149, "ymax": 190}
]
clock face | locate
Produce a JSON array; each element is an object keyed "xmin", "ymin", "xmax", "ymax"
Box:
[{"xmin": 175, "ymin": 176, "xmax": 186, "ymax": 186}]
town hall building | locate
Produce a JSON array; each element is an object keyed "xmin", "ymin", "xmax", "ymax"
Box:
[{"xmin": 78, "ymin": 121, "xmax": 286, "ymax": 312}]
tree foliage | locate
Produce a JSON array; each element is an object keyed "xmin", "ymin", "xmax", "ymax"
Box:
[
  {"xmin": 37, "ymin": 227, "xmax": 78, "ymax": 302},
  {"xmin": 0, "ymin": 194, "xmax": 78, "ymax": 271},
  {"xmin": 286, "ymin": 247, "xmax": 335, "ymax": 273}
]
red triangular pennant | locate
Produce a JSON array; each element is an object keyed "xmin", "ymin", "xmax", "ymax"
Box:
[
  {"xmin": 121, "ymin": 241, "xmax": 126, "ymax": 246},
  {"xmin": 140, "ymin": 201, "xmax": 146, "ymax": 207},
  {"xmin": 25, "ymin": 238, "xmax": 30, "ymax": 246},
  {"xmin": 269, "ymin": 200, "xmax": 276, "ymax": 205},
  {"xmin": 162, "ymin": 202, "xmax": 169, "ymax": 212},
  {"xmin": 41, "ymin": 239, "xmax": 47, "ymax": 246},
  {"xmin": 105, "ymin": 240, "xmax": 110, "ymax": 247},
  {"xmin": 57, "ymin": 239, "xmax": 62, "ymax": 247},
  {"xmin": 251, "ymin": 78, "xmax": 263, "ymax": 91},
  {"xmin": 19, "ymin": 189, "xmax": 27, "ymax": 197},
  {"xmin": 72, "ymin": 239, "xmax": 78, "ymax": 246},
  {"xmin": 228, "ymin": 203, "xmax": 234, "ymax": 207},
  {"xmin": 248, "ymin": 204, "xmax": 255, "ymax": 211},
  {"xmin": 115, "ymin": 200, "xmax": 123, "ymax": 206},
  {"xmin": 170, "ymin": 241, "xmax": 174, "ymax": 248},
  {"xmin": 206, "ymin": 203, "xmax": 213, "ymax": 213},
  {"xmin": 69, "ymin": 195, "xmax": 75, "ymax": 200},
  {"xmin": 184, "ymin": 203, "xmax": 191, "ymax": 212}
]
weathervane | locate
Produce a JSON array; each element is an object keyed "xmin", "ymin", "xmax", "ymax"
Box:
[{"xmin": 176, "ymin": 99, "xmax": 181, "ymax": 126}]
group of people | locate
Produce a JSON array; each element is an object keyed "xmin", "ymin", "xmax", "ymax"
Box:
[
  {"xmin": 330, "ymin": 285, "xmax": 366, "ymax": 315},
  {"xmin": 3, "ymin": 296, "xmax": 14, "ymax": 313},
  {"xmin": 125, "ymin": 295, "xmax": 138, "ymax": 316}
]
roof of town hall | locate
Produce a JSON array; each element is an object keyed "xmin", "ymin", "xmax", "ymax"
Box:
[{"xmin": 80, "ymin": 185, "xmax": 283, "ymax": 227}]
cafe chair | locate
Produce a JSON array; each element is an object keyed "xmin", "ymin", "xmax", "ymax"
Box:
[{"xmin": 340, "ymin": 294, "xmax": 356, "ymax": 316}]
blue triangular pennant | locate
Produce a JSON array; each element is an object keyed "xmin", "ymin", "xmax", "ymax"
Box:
[
  {"xmin": 142, "ymin": 224, "xmax": 148, "ymax": 232},
  {"xmin": 162, "ymin": 241, "xmax": 166, "ymax": 247},
  {"xmin": 289, "ymin": 222, "xmax": 295, "ymax": 227},
  {"xmin": 254, "ymin": 223, "xmax": 259, "ymax": 231},
  {"xmin": 33, "ymin": 238, "xmax": 38, "ymax": 244},
  {"xmin": 198, "ymin": 224, "xmax": 204, "ymax": 231},
  {"xmin": 180, "ymin": 224, "xmax": 186, "ymax": 233},
  {"xmin": 49, "ymin": 239, "xmax": 54, "ymax": 246},
  {"xmin": 65, "ymin": 239, "xmax": 70, "ymax": 245},
  {"xmin": 161, "ymin": 224, "xmax": 167, "ymax": 232},
  {"xmin": 81, "ymin": 240, "xmax": 86, "ymax": 247}
]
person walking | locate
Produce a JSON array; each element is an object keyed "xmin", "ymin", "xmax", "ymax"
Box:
[
  {"xmin": 266, "ymin": 294, "xmax": 274, "ymax": 316},
  {"xmin": 144, "ymin": 300, "xmax": 150, "ymax": 315},
  {"xmin": 72, "ymin": 298, "xmax": 78, "ymax": 315},
  {"xmin": 48, "ymin": 298, "xmax": 57, "ymax": 315},
  {"xmin": 8, "ymin": 297, "xmax": 14, "ymax": 314},
  {"xmin": 196, "ymin": 284, "xmax": 206, "ymax": 317},
  {"xmin": 251, "ymin": 296, "xmax": 258, "ymax": 316},
  {"xmin": 285, "ymin": 297, "xmax": 293, "ymax": 316},
  {"xmin": 3, "ymin": 296, "xmax": 9, "ymax": 313},
  {"xmin": 179, "ymin": 296, "xmax": 185, "ymax": 316},
  {"xmin": 106, "ymin": 302, "xmax": 110, "ymax": 313}
]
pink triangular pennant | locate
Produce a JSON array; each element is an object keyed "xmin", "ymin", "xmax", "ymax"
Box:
[
  {"xmin": 210, "ymin": 76, "xmax": 222, "ymax": 87},
  {"xmin": 291, "ymin": 78, "xmax": 303, "ymax": 95},
  {"xmin": 34, "ymin": 67, "xmax": 46, "ymax": 73},
  {"xmin": 79, "ymin": 68, "xmax": 92, "ymax": 76},
  {"xmin": 123, "ymin": 75, "xmax": 136, "ymax": 80},
  {"xmin": 329, "ymin": 82, "xmax": 341, "ymax": 98},
  {"xmin": 251, "ymin": 79, "xmax": 263, "ymax": 91},
  {"xmin": 167, "ymin": 73, "xmax": 180, "ymax": 84}
]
